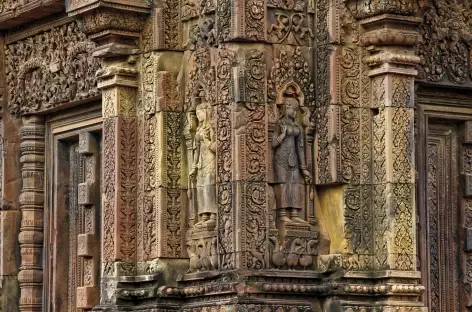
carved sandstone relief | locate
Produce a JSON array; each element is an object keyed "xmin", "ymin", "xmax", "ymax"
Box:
[
  {"xmin": 186, "ymin": 100, "xmax": 218, "ymax": 272},
  {"xmin": 183, "ymin": 51, "xmax": 218, "ymax": 273},
  {"xmin": 416, "ymin": 0, "xmax": 472, "ymax": 86},
  {"xmin": 5, "ymin": 20, "xmax": 102, "ymax": 116}
]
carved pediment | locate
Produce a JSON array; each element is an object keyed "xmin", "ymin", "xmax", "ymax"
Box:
[
  {"xmin": 416, "ymin": 0, "xmax": 472, "ymax": 86},
  {"xmin": 5, "ymin": 20, "xmax": 103, "ymax": 116}
]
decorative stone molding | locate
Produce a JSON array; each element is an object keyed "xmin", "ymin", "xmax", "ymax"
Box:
[
  {"xmin": 0, "ymin": 0, "xmax": 63, "ymax": 30},
  {"xmin": 67, "ymin": 0, "xmax": 151, "ymax": 57}
]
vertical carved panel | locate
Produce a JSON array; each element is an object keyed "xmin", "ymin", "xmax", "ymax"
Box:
[
  {"xmin": 423, "ymin": 124, "xmax": 461, "ymax": 312},
  {"xmin": 102, "ymin": 119, "xmax": 116, "ymax": 263},
  {"xmin": 117, "ymin": 117, "xmax": 137, "ymax": 262}
]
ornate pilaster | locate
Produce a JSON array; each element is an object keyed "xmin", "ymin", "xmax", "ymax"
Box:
[
  {"xmin": 329, "ymin": 0, "xmax": 427, "ymax": 310},
  {"xmin": 67, "ymin": 1, "xmax": 151, "ymax": 309},
  {"xmin": 363, "ymin": 14, "xmax": 420, "ymax": 270},
  {"xmin": 18, "ymin": 115, "xmax": 45, "ymax": 312}
]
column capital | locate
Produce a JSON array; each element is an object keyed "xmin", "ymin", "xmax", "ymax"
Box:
[{"xmin": 67, "ymin": 0, "xmax": 151, "ymax": 58}]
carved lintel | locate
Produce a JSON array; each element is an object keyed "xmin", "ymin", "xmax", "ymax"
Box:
[{"xmin": 5, "ymin": 21, "xmax": 102, "ymax": 117}]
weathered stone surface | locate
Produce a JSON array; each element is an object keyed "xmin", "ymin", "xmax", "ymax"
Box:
[{"xmin": 0, "ymin": 0, "xmax": 464, "ymax": 311}]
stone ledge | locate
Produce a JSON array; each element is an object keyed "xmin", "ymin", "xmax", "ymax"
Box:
[{"xmin": 0, "ymin": 0, "xmax": 64, "ymax": 30}]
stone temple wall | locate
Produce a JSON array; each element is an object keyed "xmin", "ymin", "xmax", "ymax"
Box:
[{"xmin": 0, "ymin": 0, "xmax": 462, "ymax": 311}]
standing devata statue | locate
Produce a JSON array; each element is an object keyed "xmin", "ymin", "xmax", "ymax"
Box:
[
  {"xmin": 272, "ymin": 87, "xmax": 311, "ymax": 225},
  {"xmin": 188, "ymin": 101, "xmax": 217, "ymax": 229}
]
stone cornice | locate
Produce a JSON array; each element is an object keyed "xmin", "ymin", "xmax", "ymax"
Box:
[
  {"xmin": 67, "ymin": 0, "xmax": 151, "ymax": 58},
  {"xmin": 345, "ymin": 0, "xmax": 419, "ymax": 20},
  {"xmin": 0, "ymin": 0, "xmax": 64, "ymax": 30}
]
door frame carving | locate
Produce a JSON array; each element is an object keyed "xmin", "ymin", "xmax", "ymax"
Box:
[
  {"xmin": 416, "ymin": 86, "xmax": 472, "ymax": 311},
  {"xmin": 43, "ymin": 103, "xmax": 102, "ymax": 311}
]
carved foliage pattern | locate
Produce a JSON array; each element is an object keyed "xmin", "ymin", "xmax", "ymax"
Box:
[
  {"xmin": 341, "ymin": 106, "xmax": 360, "ymax": 184},
  {"xmin": 392, "ymin": 75, "xmax": 412, "ymax": 107},
  {"xmin": 372, "ymin": 109, "xmax": 388, "ymax": 269},
  {"xmin": 315, "ymin": 0, "xmax": 331, "ymax": 184},
  {"xmin": 392, "ymin": 108, "xmax": 414, "ymax": 183},
  {"xmin": 268, "ymin": 46, "xmax": 314, "ymax": 109},
  {"xmin": 102, "ymin": 119, "xmax": 116, "ymax": 261},
  {"xmin": 428, "ymin": 142, "xmax": 440, "ymax": 312},
  {"xmin": 137, "ymin": 53, "xmax": 157, "ymax": 261},
  {"xmin": 340, "ymin": 47, "xmax": 360, "ymax": 107},
  {"xmin": 462, "ymin": 132, "xmax": 472, "ymax": 306},
  {"xmin": 5, "ymin": 21, "xmax": 101, "ymax": 116},
  {"xmin": 392, "ymin": 183, "xmax": 414, "ymax": 270},
  {"xmin": 81, "ymin": 9, "xmax": 146, "ymax": 34},
  {"xmin": 163, "ymin": 0, "xmax": 181, "ymax": 49},
  {"xmin": 245, "ymin": 51, "xmax": 267, "ymax": 182},
  {"xmin": 119, "ymin": 118, "xmax": 138, "ymax": 261},
  {"xmin": 245, "ymin": 0, "xmax": 265, "ymax": 40},
  {"xmin": 216, "ymin": 48, "xmax": 235, "ymax": 269},
  {"xmin": 243, "ymin": 183, "xmax": 267, "ymax": 269},
  {"xmin": 164, "ymin": 112, "xmax": 183, "ymax": 257},
  {"xmin": 216, "ymin": 0, "xmax": 231, "ymax": 42}
]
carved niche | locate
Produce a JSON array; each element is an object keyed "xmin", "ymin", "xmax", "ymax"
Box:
[
  {"xmin": 267, "ymin": 46, "xmax": 318, "ymax": 271},
  {"xmin": 5, "ymin": 20, "xmax": 102, "ymax": 116},
  {"xmin": 182, "ymin": 17, "xmax": 219, "ymax": 273},
  {"xmin": 416, "ymin": 0, "xmax": 472, "ymax": 86}
]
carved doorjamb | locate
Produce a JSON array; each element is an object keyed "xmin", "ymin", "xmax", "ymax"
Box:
[
  {"xmin": 416, "ymin": 87, "xmax": 472, "ymax": 312},
  {"xmin": 43, "ymin": 104, "xmax": 102, "ymax": 312}
]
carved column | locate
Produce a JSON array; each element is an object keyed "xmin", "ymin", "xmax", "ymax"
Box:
[{"xmin": 18, "ymin": 115, "xmax": 45, "ymax": 312}]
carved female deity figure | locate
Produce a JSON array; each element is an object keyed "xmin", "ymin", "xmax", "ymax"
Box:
[
  {"xmin": 272, "ymin": 89, "xmax": 311, "ymax": 225},
  {"xmin": 189, "ymin": 102, "xmax": 217, "ymax": 228}
]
